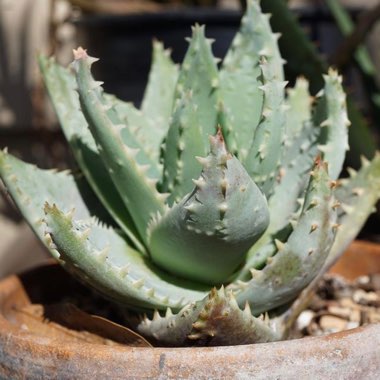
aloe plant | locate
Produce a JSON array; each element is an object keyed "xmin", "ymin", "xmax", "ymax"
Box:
[{"xmin": 1, "ymin": 0, "xmax": 379, "ymax": 347}]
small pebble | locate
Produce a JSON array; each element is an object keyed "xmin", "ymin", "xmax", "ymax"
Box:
[
  {"xmin": 319, "ymin": 315, "xmax": 347, "ymax": 332},
  {"xmin": 353, "ymin": 289, "xmax": 380, "ymax": 306},
  {"xmin": 346, "ymin": 321, "xmax": 359, "ymax": 330},
  {"xmin": 295, "ymin": 272, "xmax": 380, "ymax": 338},
  {"xmin": 369, "ymin": 274, "xmax": 380, "ymax": 291},
  {"xmin": 296, "ymin": 310, "xmax": 315, "ymax": 331},
  {"xmin": 355, "ymin": 275, "xmax": 371, "ymax": 291},
  {"xmin": 327, "ymin": 305, "xmax": 351, "ymax": 319}
]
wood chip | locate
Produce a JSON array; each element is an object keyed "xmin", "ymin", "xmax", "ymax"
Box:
[{"xmin": 12, "ymin": 303, "xmax": 152, "ymax": 347}]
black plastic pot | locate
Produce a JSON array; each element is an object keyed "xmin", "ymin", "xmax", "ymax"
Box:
[
  {"xmin": 74, "ymin": 5, "xmax": 367, "ymax": 106},
  {"xmin": 75, "ymin": 9, "xmax": 241, "ymax": 105}
]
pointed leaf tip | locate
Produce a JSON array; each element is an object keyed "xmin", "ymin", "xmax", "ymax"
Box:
[
  {"xmin": 313, "ymin": 155, "xmax": 328, "ymax": 172},
  {"xmin": 73, "ymin": 47, "xmax": 88, "ymax": 60},
  {"xmin": 209, "ymin": 128, "xmax": 229, "ymax": 157},
  {"xmin": 72, "ymin": 47, "xmax": 99, "ymax": 66}
]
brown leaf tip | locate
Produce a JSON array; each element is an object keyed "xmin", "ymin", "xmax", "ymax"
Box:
[
  {"xmin": 209, "ymin": 127, "xmax": 232, "ymax": 160},
  {"xmin": 314, "ymin": 155, "xmax": 328, "ymax": 171}
]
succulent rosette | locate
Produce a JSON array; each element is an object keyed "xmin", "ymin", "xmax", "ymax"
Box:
[{"xmin": 1, "ymin": 0, "xmax": 379, "ymax": 346}]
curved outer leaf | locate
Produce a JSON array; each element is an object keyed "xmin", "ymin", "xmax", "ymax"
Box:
[
  {"xmin": 278, "ymin": 155, "xmax": 380, "ymax": 334},
  {"xmin": 72, "ymin": 48, "xmax": 168, "ymax": 246},
  {"xmin": 44, "ymin": 203, "xmax": 208, "ymax": 312},
  {"xmin": 313, "ymin": 69, "xmax": 350, "ymax": 180},
  {"xmin": 141, "ymin": 40, "xmax": 179, "ymax": 131},
  {"xmin": 148, "ymin": 131, "xmax": 269, "ymax": 284},
  {"xmin": 38, "ymin": 55, "xmax": 144, "ymax": 253},
  {"xmin": 138, "ymin": 287, "xmax": 280, "ymax": 347},
  {"xmin": 161, "ymin": 25, "xmax": 220, "ymax": 203},
  {"xmin": 229, "ymin": 158, "xmax": 337, "ymax": 314},
  {"xmin": 0, "ymin": 150, "xmax": 106, "ymax": 256},
  {"xmin": 0, "ymin": 151, "xmax": 207, "ymax": 311},
  {"xmin": 328, "ymin": 154, "xmax": 380, "ymax": 266}
]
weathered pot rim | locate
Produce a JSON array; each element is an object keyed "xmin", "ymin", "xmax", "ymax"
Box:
[
  {"xmin": 1, "ymin": 307, "xmax": 379, "ymax": 379},
  {"xmin": 1, "ymin": 240, "xmax": 380, "ymax": 379}
]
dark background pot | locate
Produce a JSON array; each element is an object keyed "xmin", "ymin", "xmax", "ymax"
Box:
[
  {"xmin": 75, "ymin": 9, "xmax": 241, "ymax": 105},
  {"xmin": 74, "ymin": 5, "xmax": 366, "ymax": 105}
]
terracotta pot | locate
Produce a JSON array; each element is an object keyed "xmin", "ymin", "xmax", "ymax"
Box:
[{"xmin": 1, "ymin": 240, "xmax": 380, "ymax": 379}]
